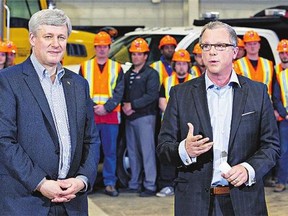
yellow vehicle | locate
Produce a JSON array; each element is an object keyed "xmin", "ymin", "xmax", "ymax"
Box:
[{"xmin": 0, "ymin": 0, "xmax": 95, "ymax": 67}]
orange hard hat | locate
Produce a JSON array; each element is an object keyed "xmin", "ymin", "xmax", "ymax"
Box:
[
  {"xmin": 0, "ymin": 42, "xmax": 9, "ymax": 53},
  {"xmin": 277, "ymin": 39, "xmax": 288, "ymax": 52},
  {"xmin": 192, "ymin": 43, "xmax": 202, "ymax": 54},
  {"xmin": 129, "ymin": 38, "xmax": 150, "ymax": 53},
  {"xmin": 5, "ymin": 41, "xmax": 17, "ymax": 53},
  {"xmin": 94, "ymin": 31, "xmax": 112, "ymax": 46},
  {"xmin": 158, "ymin": 35, "xmax": 177, "ymax": 49},
  {"xmin": 243, "ymin": 30, "xmax": 261, "ymax": 43},
  {"xmin": 237, "ymin": 37, "xmax": 244, "ymax": 48},
  {"xmin": 172, "ymin": 49, "xmax": 191, "ymax": 62}
]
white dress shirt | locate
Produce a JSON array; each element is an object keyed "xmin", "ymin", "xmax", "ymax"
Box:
[{"xmin": 179, "ymin": 71, "xmax": 255, "ymax": 186}]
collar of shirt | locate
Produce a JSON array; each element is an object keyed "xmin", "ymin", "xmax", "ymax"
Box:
[
  {"xmin": 30, "ymin": 53, "xmax": 65, "ymax": 83},
  {"xmin": 160, "ymin": 55, "xmax": 173, "ymax": 75},
  {"xmin": 205, "ymin": 70, "xmax": 241, "ymax": 91}
]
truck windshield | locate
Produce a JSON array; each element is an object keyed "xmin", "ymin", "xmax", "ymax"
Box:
[{"xmin": 7, "ymin": 0, "xmax": 43, "ymax": 19}]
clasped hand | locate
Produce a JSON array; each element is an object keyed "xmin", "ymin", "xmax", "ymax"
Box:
[
  {"xmin": 222, "ymin": 165, "xmax": 248, "ymax": 187},
  {"xmin": 37, "ymin": 178, "xmax": 85, "ymax": 202},
  {"xmin": 185, "ymin": 123, "xmax": 213, "ymax": 157}
]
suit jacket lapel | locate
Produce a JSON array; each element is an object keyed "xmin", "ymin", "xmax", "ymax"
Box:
[
  {"xmin": 62, "ymin": 71, "xmax": 77, "ymax": 160},
  {"xmin": 22, "ymin": 59, "xmax": 59, "ymax": 149},
  {"xmin": 228, "ymin": 76, "xmax": 248, "ymax": 151},
  {"xmin": 192, "ymin": 76, "xmax": 213, "ymax": 140}
]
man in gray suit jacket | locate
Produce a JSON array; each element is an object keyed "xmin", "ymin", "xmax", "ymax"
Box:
[
  {"xmin": 157, "ymin": 21, "xmax": 280, "ymax": 216},
  {"xmin": 0, "ymin": 9, "xmax": 100, "ymax": 216}
]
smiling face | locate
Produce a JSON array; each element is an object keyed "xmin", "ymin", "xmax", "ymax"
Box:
[
  {"xmin": 29, "ymin": 25, "xmax": 68, "ymax": 68},
  {"xmin": 201, "ymin": 27, "xmax": 238, "ymax": 77}
]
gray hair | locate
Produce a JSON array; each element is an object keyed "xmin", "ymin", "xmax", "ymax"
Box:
[
  {"xmin": 28, "ymin": 9, "xmax": 72, "ymax": 36},
  {"xmin": 199, "ymin": 21, "xmax": 237, "ymax": 46}
]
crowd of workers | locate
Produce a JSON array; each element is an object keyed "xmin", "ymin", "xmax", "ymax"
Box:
[
  {"xmin": 2, "ymin": 26, "xmax": 288, "ymax": 198},
  {"xmin": 78, "ymin": 29, "xmax": 288, "ymax": 198}
]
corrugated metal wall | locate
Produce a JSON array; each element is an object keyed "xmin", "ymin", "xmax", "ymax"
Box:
[{"xmin": 56, "ymin": 0, "xmax": 287, "ymax": 27}]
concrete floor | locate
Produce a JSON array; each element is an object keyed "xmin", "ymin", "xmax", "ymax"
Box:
[{"xmin": 88, "ymin": 186, "xmax": 288, "ymax": 216}]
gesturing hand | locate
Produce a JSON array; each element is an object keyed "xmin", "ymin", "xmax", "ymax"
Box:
[{"xmin": 185, "ymin": 123, "xmax": 213, "ymax": 157}]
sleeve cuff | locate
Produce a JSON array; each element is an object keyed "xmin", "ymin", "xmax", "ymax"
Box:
[
  {"xmin": 241, "ymin": 162, "xmax": 256, "ymax": 186},
  {"xmin": 76, "ymin": 175, "xmax": 88, "ymax": 192},
  {"xmin": 178, "ymin": 139, "xmax": 197, "ymax": 165}
]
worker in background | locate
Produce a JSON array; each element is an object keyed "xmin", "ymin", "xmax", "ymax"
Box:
[
  {"xmin": 122, "ymin": 38, "xmax": 159, "ymax": 197},
  {"xmin": 234, "ymin": 30, "xmax": 274, "ymax": 97},
  {"xmin": 5, "ymin": 40, "xmax": 17, "ymax": 66},
  {"xmin": 157, "ymin": 49, "xmax": 194, "ymax": 197},
  {"xmin": 272, "ymin": 39, "xmax": 288, "ymax": 193},
  {"xmin": 80, "ymin": 31, "xmax": 124, "ymax": 197},
  {"xmin": 0, "ymin": 42, "xmax": 8, "ymax": 70},
  {"xmin": 150, "ymin": 35, "xmax": 177, "ymax": 85},
  {"xmin": 235, "ymin": 37, "xmax": 246, "ymax": 60},
  {"xmin": 191, "ymin": 42, "xmax": 205, "ymax": 77},
  {"xmin": 274, "ymin": 39, "xmax": 288, "ymax": 122}
]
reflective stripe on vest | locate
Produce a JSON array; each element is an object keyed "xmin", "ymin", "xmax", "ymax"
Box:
[
  {"xmin": 275, "ymin": 64, "xmax": 283, "ymax": 75},
  {"xmin": 151, "ymin": 60, "xmax": 168, "ymax": 85},
  {"xmin": 276, "ymin": 68, "xmax": 288, "ymax": 112},
  {"xmin": 163, "ymin": 72, "xmax": 193, "ymax": 101},
  {"xmin": 191, "ymin": 65, "xmax": 202, "ymax": 78},
  {"xmin": 82, "ymin": 58, "xmax": 120, "ymax": 111},
  {"xmin": 236, "ymin": 57, "xmax": 273, "ymax": 96}
]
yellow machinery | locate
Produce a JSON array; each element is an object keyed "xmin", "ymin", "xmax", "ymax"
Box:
[{"xmin": 0, "ymin": 0, "xmax": 95, "ymax": 66}]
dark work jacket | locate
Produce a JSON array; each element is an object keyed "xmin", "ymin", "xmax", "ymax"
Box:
[{"xmin": 123, "ymin": 64, "xmax": 159, "ymax": 120}]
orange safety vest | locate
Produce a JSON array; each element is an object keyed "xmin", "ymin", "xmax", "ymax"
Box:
[
  {"xmin": 163, "ymin": 72, "xmax": 193, "ymax": 101},
  {"xmin": 150, "ymin": 60, "xmax": 170, "ymax": 85},
  {"xmin": 161, "ymin": 72, "xmax": 193, "ymax": 120},
  {"xmin": 234, "ymin": 56, "xmax": 274, "ymax": 96},
  {"xmin": 190, "ymin": 65, "xmax": 202, "ymax": 78},
  {"xmin": 275, "ymin": 64, "xmax": 283, "ymax": 75},
  {"xmin": 276, "ymin": 68, "xmax": 288, "ymax": 113},
  {"xmin": 81, "ymin": 58, "xmax": 122, "ymax": 124}
]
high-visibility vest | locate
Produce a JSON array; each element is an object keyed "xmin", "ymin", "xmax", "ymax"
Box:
[
  {"xmin": 190, "ymin": 65, "xmax": 202, "ymax": 78},
  {"xmin": 81, "ymin": 58, "xmax": 122, "ymax": 124},
  {"xmin": 150, "ymin": 60, "xmax": 170, "ymax": 85},
  {"xmin": 275, "ymin": 64, "xmax": 283, "ymax": 75},
  {"xmin": 234, "ymin": 56, "xmax": 274, "ymax": 96},
  {"xmin": 276, "ymin": 68, "xmax": 288, "ymax": 113},
  {"xmin": 163, "ymin": 72, "xmax": 193, "ymax": 101}
]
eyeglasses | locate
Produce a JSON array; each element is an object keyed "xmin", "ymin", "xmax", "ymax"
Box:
[{"xmin": 200, "ymin": 43, "xmax": 235, "ymax": 51}]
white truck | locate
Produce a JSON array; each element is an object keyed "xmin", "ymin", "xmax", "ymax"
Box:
[{"xmin": 109, "ymin": 25, "xmax": 280, "ymax": 73}]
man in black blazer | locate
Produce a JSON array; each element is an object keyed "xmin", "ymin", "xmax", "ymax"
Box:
[
  {"xmin": 0, "ymin": 9, "xmax": 100, "ymax": 215},
  {"xmin": 157, "ymin": 21, "xmax": 280, "ymax": 216}
]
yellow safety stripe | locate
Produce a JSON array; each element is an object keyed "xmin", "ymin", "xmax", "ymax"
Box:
[
  {"xmin": 237, "ymin": 58, "xmax": 251, "ymax": 79},
  {"xmin": 191, "ymin": 66, "xmax": 202, "ymax": 78},
  {"xmin": 82, "ymin": 58, "xmax": 120, "ymax": 104},
  {"xmin": 151, "ymin": 61, "xmax": 164, "ymax": 84},
  {"xmin": 277, "ymin": 69, "xmax": 288, "ymax": 111},
  {"xmin": 237, "ymin": 57, "xmax": 273, "ymax": 95},
  {"xmin": 164, "ymin": 73, "xmax": 193, "ymax": 101},
  {"xmin": 275, "ymin": 64, "xmax": 283, "ymax": 75}
]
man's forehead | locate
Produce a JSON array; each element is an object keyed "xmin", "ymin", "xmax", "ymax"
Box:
[{"xmin": 202, "ymin": 28, "xmax": 230, "ymax": 41}]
